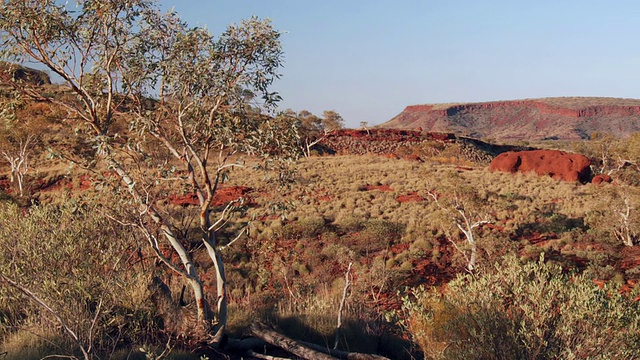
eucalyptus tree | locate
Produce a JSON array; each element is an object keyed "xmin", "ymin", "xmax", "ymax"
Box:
[
  {"xmin": 426, "ymin": 174, "xmax": 493, "ymax": 272},
  {"xmin": 321, "ymin": 110, "xmax": 345, "ymax": 131},
  {"xmin": 292, "ymin": 109, "xmax": 346, "ymax": 157},
  {"xmin": 0, "ymin": 95, "xmax": 42, "ymax": 197},
  {"xmin": 0, "ymin": 0, "xmax": 298, "ymax": 347},
  {"xmin": 294, "ymin": 110, "xmax": 326, "ymax": 157}
]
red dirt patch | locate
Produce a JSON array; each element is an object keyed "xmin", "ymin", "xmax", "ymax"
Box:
[
  {"xmin": 396, "ymin": 192, "xmax": 424, "ymax": 203},
  {"xmin": 166, "ymin": 186, "xmax": 253, "ymax": 207},
  {"xmin": 402, "ymin": 154, "xmax": 423, "ymax": 162},
  {"xmin": 389, "ymin": 243, "xmax": 410, "ymax": 254},
  {"xmin": 483, "ymin": 223, "xmax": 506, "ymax": 232},
  {"xmin": 78, "ymin": 174, "xmax": 92, "ymax": 190},
  {"xmin": 619, "ymin": 246, "xmax": 640, "ymax": 270}
]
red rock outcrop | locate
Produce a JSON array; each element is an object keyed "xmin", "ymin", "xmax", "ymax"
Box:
[
  {"xmin": 320, "ymin": 129, "xmax": 455, "ymax": 156},
  {"xmin": 591, "ymin": 174, "xmax": 613, "ymax": 184},
  {"xmin": 489, "ymin": 149, "xmax": 591, "ymax": 182}
]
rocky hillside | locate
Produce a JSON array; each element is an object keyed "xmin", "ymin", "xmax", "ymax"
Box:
[
  {"xmin": 316, "ymin": 129, "xmax": 532, "ymax": 164},
  {"xmin": 380, "ymin": 97, "xmax": 640, "ymax": 141}
]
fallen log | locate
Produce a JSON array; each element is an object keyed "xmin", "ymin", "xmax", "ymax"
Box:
[
  {"xmin": 249, "ymin": 321, "xmax": 391, "ymax": 360},
  {"xmin": 245, "ymin": 350, "xmax": 292, "ymax": 360},
  {"xmin": 299, "ymin": 339, "xmax": 391, "ymax": 360},
  {"xmin": 250, "ymin": 321, "xmax": 335, "ymax": 360}
]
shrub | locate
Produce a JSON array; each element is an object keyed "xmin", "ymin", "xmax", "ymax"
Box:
[
  {"xmin": 346, "ymin": 219, "xmax": 405, "ymax": 255},
  {"xmin": 0, "ymin": 200, "xmax": 158, "ymax": 356},
  {"xmin": 279, "ymin": 216, "xmax": 326, "ymax": 240},
  {"xmin": 402, "ymin": 254, "xmax": 640, "ymax": 360},
  {"xmin": 335, "ymin": 214, "xmax": 366, "ymax": 233}
]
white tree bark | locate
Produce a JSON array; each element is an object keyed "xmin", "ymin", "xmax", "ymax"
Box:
[
  {"xmin": 2, "ymin": 134, "xmax": 34, "ymax": 196},
  {"xmin": 428, "ymin": 191, "xmax": 491, "ymax": 272},
  {"xmin": 615, "ymin": 196, "xmax": 637, "ymax": 246}
]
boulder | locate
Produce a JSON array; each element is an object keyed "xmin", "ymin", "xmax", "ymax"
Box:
[
  {"xmin": 591, "ymin": 174, "xmax": 613, "ymax": 184},
  {"xmin": 489, "ymin": 149, "xmax": 591, "ymax": 182}
]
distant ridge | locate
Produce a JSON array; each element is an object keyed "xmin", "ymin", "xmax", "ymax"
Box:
[{"xmin": 379, "ymin": 97, "xmax": 640, "ymax": 141}]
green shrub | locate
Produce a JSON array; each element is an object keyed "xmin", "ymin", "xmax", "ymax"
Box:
[
  {"xmin": 362, "ymin": 219, "xmax": 405, "ymax": 243},
  {"xmin": 402, "ymin": 254, "xmax": 640, "ymax": 360},
  {"xmin": 279, "ymin": 216, "xmax": 326, "ymax": 240},
  {"xmin": 335, "ymin": 213, "xmax": 364, "ymax": 230},
  {"xmin": 0, "ymin": 201, "xmax": 158, "ymax": 356},
  {"xmin": 346, "ymin": 219, "xmax": 405, "ymax": 255}
]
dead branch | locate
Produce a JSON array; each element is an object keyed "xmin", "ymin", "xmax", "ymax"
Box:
[
  {"xmin": 0, "ymin": 274, "xmax": 90, "ymax": 360},
  {"xmin": 245, "ymin": 351, "xmax": 292, "ymax": 360},
  {"xmin": 249, "ymin": 321, "xmax": 391, "ymax": 360},
  {"xmin": 298, "ymin": 339, "xmax": 392, "ymax": 360},
  {"xmin": 250, "ymin": 321, "xmax": 335, "ymax": 360},
  {"xmin": 334, "ymin": 262, "xmax": 352, "ymax": 349}
]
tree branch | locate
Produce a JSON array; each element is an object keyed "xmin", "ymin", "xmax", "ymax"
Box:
[{"xmin": 0, "ymin": 274, "xmax": 90, "ymax": 360}]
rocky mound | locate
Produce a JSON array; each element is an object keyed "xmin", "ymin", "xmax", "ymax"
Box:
[
  {"xmin": 317, "ymin": 129, "xmax": 531, "ymax": 164},
  {"xmin": 0, "ymin": 62, "xmax": 51, "ymax": 86},
  {"xmin": 319, "ymin": 129, "xmax": 453, "ymax": 155},
  {"xmin": 489, "ymin": 149, "xmax": 591, "ymax": 182},
  {"xmin": 381, "ymin": 97, "xmax": 640, "ymax": 141}
]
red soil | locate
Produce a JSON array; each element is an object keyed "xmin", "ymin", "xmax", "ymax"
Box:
[
  {"xmin": 396, "ymin": 192, "xmax": 424, "ymax": 203},
  {"xmin": 166, "ymin": 186, "xmax": 253, "ymax": 207}
]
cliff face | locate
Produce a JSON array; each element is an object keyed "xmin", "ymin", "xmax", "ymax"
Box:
[{"xmin": 381, "ymin": 97, "xmax": 640, "ymax": 140}]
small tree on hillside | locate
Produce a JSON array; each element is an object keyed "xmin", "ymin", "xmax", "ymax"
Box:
[
  {"xmin": 0, "ymin": 0, "xmax": 298, "ymax": 347},
  {"xmin": 574, "ymin": 132, "xmax": 640, "ymax": 182},
  {"xmin": 295, "ymin": 110, "xmax": 326, "ymax": 157},
  {"xmin": 294, "ymin": 109, "xmax": 345, "ymax": 157},
  {"xmin": 0, "ymin": 131, "xmax": 37, "ymax": 196},
  {"xmin": 360, "ymin": 121, "xmax": 370, "ymax": 135},
  {"xmin": 426, "ymin": 176, "xmax": 493, "ymax": 272},
  {"xmin": 0, "ymin": 95, "xmax": 42, "ymax": 197},
  {"xmin": 322, "ymin": 110, "xmax": 345, "ymax": 132},
  {"xmin": 586, "ymin": 186, "xmax": 640, "ymax": 247}
]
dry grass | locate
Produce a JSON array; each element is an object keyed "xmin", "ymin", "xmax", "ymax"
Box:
[
  {"xmin": 2, "ymin": 143, "xmax": 639, "ymax": 358},
  {"xmin": 240, "ymin": 155, "xmax": 603, "ymax": 241},
  {"xmin": 1, "ymin": 330, "xmax": 65, "ymax": 360}
]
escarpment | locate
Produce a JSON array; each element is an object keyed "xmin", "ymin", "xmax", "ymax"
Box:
[{"xmin": 381, "ymin": 97, "xmax": 640, "ymax": 141}]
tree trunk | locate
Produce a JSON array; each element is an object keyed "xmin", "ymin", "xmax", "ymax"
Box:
[
  {"xmin": 250, "ymin": 322, "xmax": 336, "ymax": 360},
  {"xmin": 202, "ymin": 230, "xmax": 228, "ymax": 345},
  {"xmin": 460, "ymin": 227, "xmax": 477, "ymax": 272},
  {"xmin": 468, "ymin": 239, "xmax": 477, "ymax": 272},
  {"xmin": 109, "ymin": 158, "xmax": 214, "ymax": 338},
  {"xmin": 211, "ymin": 246, "xmax": 228, "ymax": 344}
]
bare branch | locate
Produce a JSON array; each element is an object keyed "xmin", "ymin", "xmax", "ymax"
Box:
[
  {"xmin": 0, "ymin": 274, "xmax": 90, "ymax": 360},
  {"xmin": 334, "ymin": 262, "xmax": 352, "ymax": 349}
]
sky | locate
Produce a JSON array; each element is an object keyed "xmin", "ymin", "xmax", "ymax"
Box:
[{"xmin": 161, "ymin": 1, "xmax": 640, "ymax": 128}]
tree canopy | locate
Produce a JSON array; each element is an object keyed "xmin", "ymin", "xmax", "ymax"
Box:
[{"xmin": 0, "ymin": 0, "xmax": 299, "ymax": 350}]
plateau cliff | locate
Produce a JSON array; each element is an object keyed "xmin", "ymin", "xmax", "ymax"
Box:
[{"xmin": 380, "ymin": 97, "xmax": 640, "ymax": 141}]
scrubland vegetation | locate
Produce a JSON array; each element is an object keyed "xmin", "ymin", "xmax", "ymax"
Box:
[
  {"xmin": 1, "ymin": 1, "xmax": 640, "ymax": 359},
  {"xmin": 1, "ymin": 149, "xmax": 640, "ymax": 359}
]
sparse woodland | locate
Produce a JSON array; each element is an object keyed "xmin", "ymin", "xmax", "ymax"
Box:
[{"xmin": 1, "ymin": 1, "xmax": 640, "ymax": 360}]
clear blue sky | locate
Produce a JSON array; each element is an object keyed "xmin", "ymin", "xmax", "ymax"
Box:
[{"xmin": 161, "ymin": 1, "xmax": 640, "ymax": 128}]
